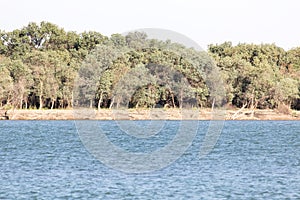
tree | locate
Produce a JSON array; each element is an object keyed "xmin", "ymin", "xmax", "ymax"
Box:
[
  {"xmin": 74, "ymin": 44, "xmax": 125, "ymax": 109},
  {"xmin": 2, "ymin": 21, "xmax": 300, "ymax": 111},
  {"xmin": 272, "ymin": 77, "xmax": 299, "ymax": 108},
  {"xmin": 8, "ymin": 59, "xmax": 33, "ymax": 109},
  {"xmin": 208, "ymin": 42, "xmax": 295, "ymax": 109},
  {"xmin": 0, "ymin": 57, "xmax": 13, "ymax": 108}
]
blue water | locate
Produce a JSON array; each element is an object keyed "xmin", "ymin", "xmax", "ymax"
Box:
[{"xmin": 0, "ymin": 121, "xmax": 299, "ymax": 199}]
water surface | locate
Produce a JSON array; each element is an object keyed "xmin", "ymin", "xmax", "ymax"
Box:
[{"xmin": 0, "ymin": 121, "xmax": 299, "ymax": 199}]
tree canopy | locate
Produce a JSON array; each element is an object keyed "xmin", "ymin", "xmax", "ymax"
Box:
[{"xmin": 1, "ymin": 22, "xmax": 300, "ymax": 111}]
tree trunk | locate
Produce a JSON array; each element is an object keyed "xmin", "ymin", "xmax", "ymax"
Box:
[
  {"xmin": 65, "ymin": 99, "xmax": 69, "ymax": 109},
  {"xmin": 90, "ymin": 99, "xmax": 93, "ymax": 108},
  {"xmin": 171, "ymin": 93, "xmax": 176, "ymax": 108},
  {"xmin": 211, "ymin": 98, "xmax": 215, "ymax": 111},
  {"xmin": 116, "ymin": 99, "xmax": 120, "ymax": 109},
  {"xmin": 109, "ymin": 96, "xmax": 115, "ymax": 109},
  {"xmin": 179, "ymin": 89, "xmax": 183, "ymax": 109},
  {"xmin": 250, "ymin": 89, "xmax": 255, "ymax": 109},
  {"xmin": 199, "ymin": 99, "xmax": 202, "ymax": 109},
  {"xmin": 71, "ymin": 91, "xmax": 74, "ymax": 108},
  {"xmin": 51, "ymin": 99, "xmax": 55, "ymax": 110},
  {"xmin": 98, "ymin": 91, "xmax": 103, "ymax": 110},
  {"xmin": 231, "ymin": 102, "xmax": 247, "ymax": 120},
  {"xmin": 39, "ymin": 96, "xmax": 43, "ymax": 110},
  {"xmin": 39, "ymin": 82, "xmax": 43, "ymax": 110},
  {"xmin": 20, "ymin": 98, "xmax": 23, "ymax": 109},
  {"xmin": 250, "ymin": 101, "xmax": 258, "ymax": 118},
  {"xmin": 25, "ymin": 100, "xmax": 28, "ymax": 109}
]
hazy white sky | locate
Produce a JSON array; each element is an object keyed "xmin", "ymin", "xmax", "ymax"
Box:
[{"xmin": 1, "ymin": 0, "xmax": 299, "ymax": 50}]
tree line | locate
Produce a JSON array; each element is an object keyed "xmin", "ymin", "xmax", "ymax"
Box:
[{"xmin": 1, "ymin": 22, "xmax": 300, "ymax": 111}]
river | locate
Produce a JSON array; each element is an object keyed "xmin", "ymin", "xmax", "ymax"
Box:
[{"xmin": 0, "ymin": 121, "xmax": 299, "ymax": 199}]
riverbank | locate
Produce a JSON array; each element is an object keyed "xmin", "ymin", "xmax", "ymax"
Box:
[{"xmin": 1, "ymin": 108, "xmax": 300, "ymax": 120}]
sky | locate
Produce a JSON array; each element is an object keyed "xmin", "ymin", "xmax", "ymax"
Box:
[{"xmin": 1, "ymin": 0, "xmax": 299, "ymax": 50}]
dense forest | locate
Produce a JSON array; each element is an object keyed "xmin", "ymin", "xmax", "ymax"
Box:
[{"xmin": 1, "ymin": 22, "xmax": 300, "ymax": 111}]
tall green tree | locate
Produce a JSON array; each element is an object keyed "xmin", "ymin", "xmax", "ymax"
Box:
[{"xmin": 0, "ymin": 57, "xmax": 13, "ymax": 108}]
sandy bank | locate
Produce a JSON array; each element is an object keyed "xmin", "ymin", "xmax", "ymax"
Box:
[{"xmin": 1, "ymin": 108, "xmax": 300, "ymax": 120}]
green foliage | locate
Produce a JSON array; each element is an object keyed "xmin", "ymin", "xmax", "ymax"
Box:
[
  {"xmin": 1, "ymin": 22, "xmax": 300, "ymax": 110},
  {"xmin": 209, "ymin": 42, "xmax": 300, "ymax": 109},
  {"xmin": 0, "ymin": 57, "xmax": 13, "ymax": 107}
]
